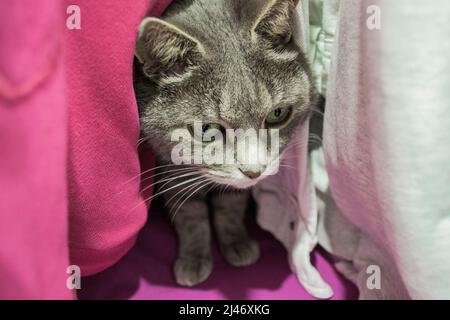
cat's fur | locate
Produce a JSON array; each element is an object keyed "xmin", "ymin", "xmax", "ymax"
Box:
[{"xmin": 133, "ymin": 0, "xmax": 315, "ymax": 287}]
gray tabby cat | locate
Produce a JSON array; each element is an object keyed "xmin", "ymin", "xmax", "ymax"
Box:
[{"xmin": 134, "ymin": 0, "xmax": 315, "ymax": 287}]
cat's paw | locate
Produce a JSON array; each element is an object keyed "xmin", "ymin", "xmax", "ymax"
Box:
[
  {"xmin": 174, "ymin": 256, "xmax": 213, "ymax": 287},
  {"xmin": 221, "ymin": 239, "xmax": 260, "ymax": 267}
]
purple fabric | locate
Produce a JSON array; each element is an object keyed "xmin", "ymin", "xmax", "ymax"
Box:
[{"xmin": 79, "ymin": 208, "xmax": 357, "ymax": 300}]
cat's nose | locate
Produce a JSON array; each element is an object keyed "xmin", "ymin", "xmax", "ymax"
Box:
[{"xmin": 240, "ymin": 169, "xmax": 261, "ymax": 179}]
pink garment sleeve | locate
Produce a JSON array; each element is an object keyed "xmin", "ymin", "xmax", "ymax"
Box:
[
  {"xmin": 0, "ymin": 0, "xmax": 71, "ymax": 299},
  {"xmin": 66, "ymin": 0, "xmax": 171, "ymax": 276}
]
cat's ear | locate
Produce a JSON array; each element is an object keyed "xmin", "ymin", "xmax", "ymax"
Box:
[
  {"xmin": 135, "ymin": 17, "xmax": 205, "ymax": 80},
  {"xmin": 252, "ymin": 0, "xmax": 299, "ymax": 47}
]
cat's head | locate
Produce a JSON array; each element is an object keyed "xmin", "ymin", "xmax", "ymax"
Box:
[{"xmin": 134, "ymin": 0, "xmax": 314, "ymax": 189}]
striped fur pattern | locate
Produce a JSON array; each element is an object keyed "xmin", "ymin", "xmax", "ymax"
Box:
[{"xmin": 134, "ymin": 0, "xmax": 314, "ymax": 287}]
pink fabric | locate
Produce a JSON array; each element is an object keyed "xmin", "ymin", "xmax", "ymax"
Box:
[
  {"xmin": 66, "ymin": 0, "xmax": 171, "ymax": 276},
  {"xmin": 0, "ymin": 0, "xmax": 70, "ymax": 299},
  {"xmin": 0, "ymin": 0, "xmax": 170, "ymax": 299}
]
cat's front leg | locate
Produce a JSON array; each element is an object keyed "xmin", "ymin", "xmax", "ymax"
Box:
[
  {"xmin": 168, "ymin": 193, "xmax": 213, "ymax": 287},
  {"xmin": 211, "ymin": 190, "xmax": 260, "ymax": 267}
]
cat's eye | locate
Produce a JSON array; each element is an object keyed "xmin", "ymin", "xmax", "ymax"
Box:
[
  {"xmin": 190, "ymin": 123, "xmax": 225, "ymax": 143},
  {"xmin": 265, "ymin": 107, "xmax": 293, "ymax": 129}
]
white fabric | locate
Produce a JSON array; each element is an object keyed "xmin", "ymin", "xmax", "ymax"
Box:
[
  {"xmin": 321, "ymin": 0, "xmax": 450, "ymax": 299},
  {"xmin": 308, "ymin": 0, "xmax": 339, "ymax": 95},
  {"xmin": 253, "ymin": 0, "xmax": 333, "ymax": 300},
  {"xmin": 253, "ymin": 126, "xmax": 333, "ymax": 299},
  {"xmin": 255, "ymin": 0, "xmax": 450, "ymax": 300}
]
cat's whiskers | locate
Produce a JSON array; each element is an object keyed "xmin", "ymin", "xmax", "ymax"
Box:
[
  {"xmin": 170, "ymin": 178, "xmax": 216, "ymax": 223},
  {"xmin": 219, "ymin": 184, "xmax": 227, "ymax": 198},
  {"xmin": 310, "ymin": 108, "xmax": 325, "ymax": 117},
  {"xmin": 309, "ymin": 133, "xmax": 323, "ymax": 144},
  {"xmin": 116, "ymin": 169, "xmax": 196, "ymax": 199},
  {"xmin": 141, "ymin": 167, "xmax": 197, "ymax": 184},
  {"xmin": 120, "ymin": 163, "xmax": 180, "ymax": 187},
  {"xmin": 168, "ymin": 176, "xmax": 209, "ymax": 221},
  {"xmin": 282, "ymin": 134, "xmax": 322, "ymax": 154},
  {"xmin": 166, "ymin": 175, "xmax": 206, "ymax": 212},
  {"xmin": 116, "ymin": 166, "xmax": 197, "ymax": 196},
  {"xmin": 136, "ymin": 137, "xmax": 151, "ymax": 149},
  {"xmin": 128, "ymin": 175, "xmax": 206, "ymax": 214},
  {"xmin": 139, "ymin": 169, "xmax": 200, "ymax": 195},
  {"xmin": 281, "ymin": 141, "xmax": 309, "ymax": 155},
  {"xmin": 167, "ymin": 185, "xmax": 198, "ymax": 214}
]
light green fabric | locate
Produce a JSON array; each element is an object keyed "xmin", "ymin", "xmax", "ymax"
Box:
[{"xmin": 308, "ymin": 0, "xmax": 340, "ymax": 96}]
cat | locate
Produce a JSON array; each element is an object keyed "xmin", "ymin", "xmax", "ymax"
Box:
[{"xmin": 133, "ymin": 0, "xmax": 316, "ymax": 287}]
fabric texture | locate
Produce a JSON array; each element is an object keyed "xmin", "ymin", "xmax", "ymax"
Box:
[
  {"xmin": 252, "ymin": 1, "xmax": 334, "ymax": 299},
  {"xmin": 66, "ymin": 0, "xmax": 171, "ymax": 276},
  {"xmin": 319, "ymin": 0, "xmax": 450, "ymax": 299},
  {"xmin": 308, "ymin": 0, "xmax": 339, "ymax": 96},
  {"xmin": 0, "ymin": 0, "xmax": 71, "ymax": 299}
]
